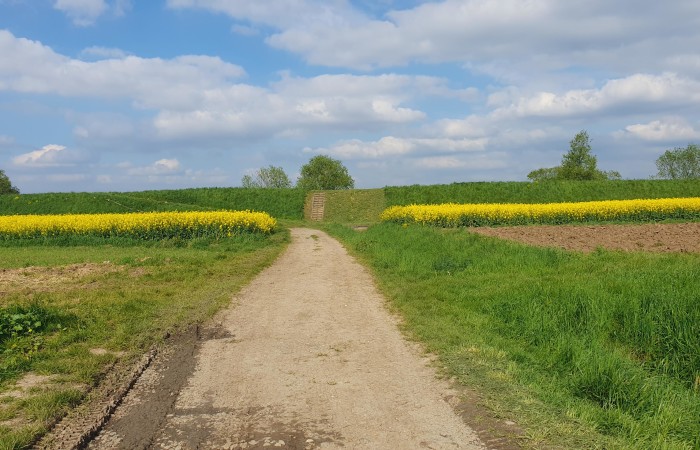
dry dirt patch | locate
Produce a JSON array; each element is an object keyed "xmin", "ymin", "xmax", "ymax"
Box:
[
  {"xmin": 469, "ymin": 222, "xmax": 700, "ymax": 253},
  {"xmin": 0, "ymin": 262, "xmax": 146, "ymax": 296}
]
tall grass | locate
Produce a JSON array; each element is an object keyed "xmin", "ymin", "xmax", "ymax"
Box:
[
  {"xmin": 385, "ymin": 179, "xmax": 700, "ymax": 206},
  {"xmin": 327, "ymin": 223, "xmax": 700, "ymax": 449},
  {"xmin": 0, "ymin": 188, "xmax": 306, "ymax": 219}
]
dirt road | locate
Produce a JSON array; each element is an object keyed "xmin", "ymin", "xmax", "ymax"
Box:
[{"xmin": 85, "ymin": 228, "xmax": 485, "ymax": 449}]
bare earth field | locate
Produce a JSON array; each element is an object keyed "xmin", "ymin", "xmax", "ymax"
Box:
[
  {"xmin": 46, "ymin": 228, "xmax": 490, "ymax": 450},
  {"xmin": 468, "ymin": 222, "xmax": 700, "ymax": 253}
]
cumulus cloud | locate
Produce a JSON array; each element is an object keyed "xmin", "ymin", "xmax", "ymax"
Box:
[
  {"xmin": 0, "ymin": 30, "xmax": 245, "ymax": 110},
  {"xmin": 621, "ymin": 117, "xmax": 700, "ymax": 141},
  {"xmin": 12, "ymin": 144, "xmax": 78, "ymax": 167},
  {"xmin": 54, "ymin": 0, "xmax": 107, "ymax": 26},
  {"xmin": 305, "ymin": 136, "xmax": 488, "ymax": 160},
  {"xmin": 490, "ymin": 73, "xmax": 700, "ymax": 119},
  {"xmin": 168, "ymin": 0, "xmax": 700, "ymax": 85},
  {"xmin": 53, "ymin": 0, "xmax": 131, "ymax": 26},
  {"xmin": 0, "ymin": 31, "xmax": 453, "ymax": 144},
  {"xmin": 79, "ymin": 46, "xmax": 130, "ymax": 60}
]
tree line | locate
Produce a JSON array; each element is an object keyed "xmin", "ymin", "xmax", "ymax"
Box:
[
  {"xmin": 1, "ymin": 138, "xmax": 698, "ymax": 195},
  {"xmin": 528, "ymin": 130, "xmax": 699, "ymax": 182},
  {"xmin": 241, "ymin": 155, "xmax": 354, "ymax": 190}
]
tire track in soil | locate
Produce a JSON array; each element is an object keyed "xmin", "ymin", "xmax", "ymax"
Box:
[{"xmin": 79, "ymin": 228, "xmax": 492, "ymax": 449}]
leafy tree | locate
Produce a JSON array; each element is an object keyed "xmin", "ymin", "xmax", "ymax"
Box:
[
  {"xmin": 241, "ymin": 165, "xmax": 293, "ymax": 188},
  {"xmin": 297, "ymin": 155, "xmax": 354, "ymax": 190},
  {"xmin": 655, "ymin": 144, "xmax": 700, "ymax": 179},
  {"xmin": 528, "ymin": 130, "xmax": 621, "ymax": 181},
  {"xmin": 559, "ymin": 130, "xmax": 600, "ymax": 180},
  {"xmin": 0, "ymin": 169, "xmax": 19, "ymax": 194},
  {"xmin": 526, "ymin": 167, "xmax": 560, "ymax": 182}
]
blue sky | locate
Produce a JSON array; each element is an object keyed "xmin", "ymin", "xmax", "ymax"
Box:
[{"xmin": 1, "ymin": 0, "xmax": 700, "ymax": 193}]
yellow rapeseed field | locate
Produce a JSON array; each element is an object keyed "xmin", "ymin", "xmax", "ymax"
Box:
[
  {"xmin": 381, "ymin": 197, "xmax": 700, "ymax": 227},
  {"xmin": 0, "ymin": 210, "xmax": 276, "ymax": 240}
]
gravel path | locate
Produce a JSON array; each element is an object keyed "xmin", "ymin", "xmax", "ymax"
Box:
[{"xmin": 86, "ymin": 228, "xmax": 485, "ymax": 450}]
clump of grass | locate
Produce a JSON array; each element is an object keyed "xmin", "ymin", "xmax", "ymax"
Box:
[{"xmin": 326, "ymin": 222, "xmax": 700, "ymax": 449}]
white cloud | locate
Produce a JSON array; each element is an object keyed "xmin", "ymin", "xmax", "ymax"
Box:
[
  {"xmin": 621, "ymin": 117, "xmax": 700, "ymax": 141},
  {"xmin": 53, "ymin": 0, "xmax": 131, "ymax": 26},
  {"xmin": 490, "ymin": 73, "xmax": 700, "ymax": 119},
  {"xmin": 169, "ymin": 0, "xmax": 700, "ymax": 86},
  {"xmin": 0, "ymin": 134, "xmax": 13, "ymax": 145},
  {"xmin": 1, "ymin": 31, "xmax": 446, "ymax": 144},
  {"xmin": 79, "ymin": 46, "xmax": 130, "ymax": 59},
  {"xmin": 13, "ymin": 144, "xmax": 71, "ymax": 167},
  {"xmin": 0, "ymin": 30, "xmax": 245, "ymax": 110},
  {"xmin": 54, "ymin": 0, "xmax": 108, "ymax": 26},
  {"xmin": 305, "ymin": 136, "xmax": 488, "ymax": 160}
]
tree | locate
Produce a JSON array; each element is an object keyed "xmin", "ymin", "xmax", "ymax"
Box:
[
  {"xmin": 0, "ymin": 170, "xmax": 19, "ymax": 195},
  {"xmin": 559, "ymin": 130, "xmax": 600, "ymax": 180},
  {"xmin": 241, "ymin": 165, "xmax": 292, "ymax": 188},
  {"xmin": 526, "ymin": 166, "xmax": 560, "ymax": 182},
  {"xmin": 655, "ymin": 144, "xmax": 700, "ymax": 179},
  {"xmin": 527, "ymin": 130, "xmax": 621, "ymax": 181},
  {"xmin": 297, "ymin": 155, "xmax": 354, "ymax": 190}
]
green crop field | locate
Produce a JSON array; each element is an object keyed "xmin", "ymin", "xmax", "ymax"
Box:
[
  {"xmin": 0, "ymin": 187, "xmax": 306, "ymax": 219},
  {"xmin": 385, "ymin": 179, "xmax": 700, "ymax": 206}
]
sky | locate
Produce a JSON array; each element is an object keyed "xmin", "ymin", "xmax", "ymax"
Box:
[{"xmin": 1, "ymin": 1, "xmax": 700, "ymax": 194}]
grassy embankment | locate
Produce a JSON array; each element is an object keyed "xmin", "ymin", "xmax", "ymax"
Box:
[
  {"xmin": 0, "ymin": 187, "xmax": 306, "ymax": 219},
  {"xmin": 0, "ymin": 190, "xmax": 294, "ymax": 449},
  {"xmin": 385, "ymin": 179, "xmax": 700, "ymax": 206},
  {"xmin": 323, "ymin": 179, "xmax": 700, "ymax": 449}
]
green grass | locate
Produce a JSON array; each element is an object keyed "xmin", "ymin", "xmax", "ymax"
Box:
[
  {"xmin": 0, "ymin": 231, "xmax": 289, "ymax": 449},
  {"xmin": 325, "ymin": 223, "xmax": 700, "ymax": 449},
  {"xmin": 317, "ymin": 189, "xmax": 386, "ymax": 225},
  {"xmin": 0, "ymin": 187, "xmax": 306, "ymax": 219},
  {"xmin": 385, "ymin": 179, "xmax": 700, "ymax": 206}
]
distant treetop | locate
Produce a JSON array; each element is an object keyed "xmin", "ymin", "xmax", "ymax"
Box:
[
  {"xmin": 655, "ymin": 144, "xmax": 700, "ymax": 179},
  {"xmin": 528, "ymin": 130, "xmax": 621, "ymax": 182},
  {"xmin": 297, "ymin": 155, "xmax": 354, "ymax": 190},
  {"xmin": 0, "ymin": 169, "xmax": 19, "ymax": 195}
]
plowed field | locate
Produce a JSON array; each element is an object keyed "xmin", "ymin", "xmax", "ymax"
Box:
[{"xmin": 469, "ymin": 222, "xmax": 700, "ymax": 253}]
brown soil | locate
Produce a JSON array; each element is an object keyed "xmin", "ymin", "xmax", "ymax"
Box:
[
  {"xmin": 0, "ymin": 263, "xmax": 123, "ymax": 296},
  {"xmin": 41, "ymin": 229, "xmax": 524, "ymax": 450},
  {"xmin": 468, "ymin": 222, "xmax": 700, "ymax": 253}
]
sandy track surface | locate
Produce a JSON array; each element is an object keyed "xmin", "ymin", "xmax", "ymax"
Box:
[{"xmin": 86, "ymin": 228, "xmax": 485, "ymax": 450}]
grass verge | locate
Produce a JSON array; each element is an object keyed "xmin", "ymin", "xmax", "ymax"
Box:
[
  {"xmin": 325, "ymin": 222, "xmax": 700, "ymax": 449},
  {"xmin": 0, "ymin": 231, "xmax": 289, "ymax": 449}
]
